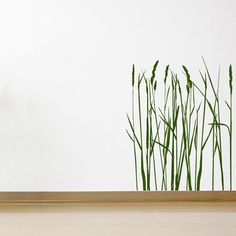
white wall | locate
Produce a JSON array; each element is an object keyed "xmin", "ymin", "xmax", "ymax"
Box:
[{"xmin": 0, "ymin": 0, "xmax": 235, "ymax": 190}]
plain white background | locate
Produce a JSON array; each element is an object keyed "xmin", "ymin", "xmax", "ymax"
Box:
[{"xmin": 0, "ymin": 0, "xmax": 235, "ymax": 190}]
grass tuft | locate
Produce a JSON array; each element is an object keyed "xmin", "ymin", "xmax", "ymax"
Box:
[{"xmin": 127, "ymin": 60, "xmax": 234, "ymax": 191}]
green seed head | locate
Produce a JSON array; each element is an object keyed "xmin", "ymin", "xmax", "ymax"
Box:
[
  {"xmin": 154, "ymin": 80, "xmax": 157, "ymax": 91},
  {"xmin": 182, "ymin": 65, "xmax": 192, "ymax": 93},
  {"xmin": 164, "ymin": 65, "xmax": 169, "ymax": 83},
  {"xmin": 151, "ymin": 60, "xmax": 159, "ymax": 85},
  {"xmin": 132, "ymin": 64, "xmax": 135, "ymax": 87},
  {"xmin": 229, "ymin": 64, "xmax": 233, "ymax": 94},
  {"xmin": 145, "ymin": 79, "xmax": 148, "ymax": 93}
]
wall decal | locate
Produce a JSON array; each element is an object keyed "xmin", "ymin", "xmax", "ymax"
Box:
[{"xmin": 127, "ymin": 59, "xmax": 233, "ymax": 191}]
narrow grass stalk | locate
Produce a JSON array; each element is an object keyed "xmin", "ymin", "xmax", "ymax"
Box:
[
  {"xmin": 171, "ymin": 75, "xmax": 178, "ymax": 190},
  {"xmin": 145, "ymin": 78, "xmax": 150, "ymax": 190},
  {"xmin": 161, "ymin": 73, "xmax": 171, "ymax": 190},
  {"xmin": 174, "ymin": 75, "xmax": 185, "ymax": 190},
  {"xmin": 211, "ymin": 122, "xmax": 215, "ymax": 190},
  {"xmin": 196, "ymin": 73, "xmax": 207, "ymax": 191},
  {"xmin": 147, "ymin": 61, "xmax": 159, "ymax": 190},
  {"xmin": 137, "ymin": 73, "xmax": 146, "ymax": 190},
  {"xmin": 229, "ymin": 64, "xmax": 233, "ymax": 190},
  {"xmin": 131, "ymin": 65, "xmax": 138, "ymax": 190},
  {"xmin": 194, "ymin": 104, "xmax": 201, "ymax": 190},
  {"xmin": 182, "ymin": 65, "xmax": 196, "ymax": 190},
  {"xmin": 149, "ymin": 82, "xmax": 158, "ymax": 190},
  {"xmin": 211, "ymin": 69, "xmax": 220, "ymax": 190}
]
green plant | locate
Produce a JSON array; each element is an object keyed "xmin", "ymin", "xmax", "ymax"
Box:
[
  {"xmin": 228, "ymin": 64, "xmax": 233, "ymax": 190},
  {"xmin": 127, "ymin": 59, "xmax": 234, "ymax": 191}
]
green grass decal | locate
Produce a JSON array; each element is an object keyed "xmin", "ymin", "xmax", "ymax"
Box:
[{"xmin": 127, "ymin": 59, "xmax": 234, "ymax": 191}]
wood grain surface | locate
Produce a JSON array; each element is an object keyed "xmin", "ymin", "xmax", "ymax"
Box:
[{"xmin": 0, "ymin": 191, "xmax": 235, "ymax": 203}]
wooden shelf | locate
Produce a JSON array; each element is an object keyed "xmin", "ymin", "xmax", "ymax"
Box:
[{"xmin": 0, "ymin": 191, "xmax": 235, "ymax": 203}]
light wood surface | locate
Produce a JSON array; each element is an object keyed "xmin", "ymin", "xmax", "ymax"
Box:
[
  {"xmin": 0, "ymin": 192, "xmax": 235, "ymax": 235},
  {"xmin": 0, "ymin": 202, "xmax": 235, "ymax": 236}
]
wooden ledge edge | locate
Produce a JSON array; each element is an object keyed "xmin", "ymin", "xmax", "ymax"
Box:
[{"xmin": 0, "ymin": 191, "xmax": 235, "ymax": 203}]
